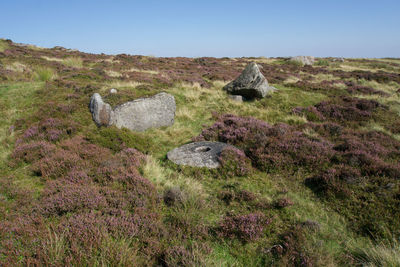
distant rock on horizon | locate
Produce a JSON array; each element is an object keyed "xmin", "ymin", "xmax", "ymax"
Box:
[{"xmin": 290, "ymin": 56, "xmax": 315, "ymax": 65}]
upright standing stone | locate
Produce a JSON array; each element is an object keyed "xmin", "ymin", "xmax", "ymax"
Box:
[
  {"xmin": 223, "ymin": 62, "xmax": 274, "ymax": 98},
  {"xmin": 89, "ymin": 93, "xmax": 113, "ymax": 126}
]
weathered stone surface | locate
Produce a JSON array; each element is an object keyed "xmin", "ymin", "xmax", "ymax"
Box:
[
  {"xmin": 112, "ymin": 92, "xmax": 176, "ymax": 132},
  {"xmin": 290, "ymin": 56, "xmax": 315, "ymax": 65},
  {"xmin": 89, "ymin": 93, "xmax": 113, "ymax": 126},
  {"xmin": 223, "ymin": 62, "xmax": 274, "ymax": 98},
  {"xmin": 228, "ymin": 95, "xmax": 243, "ymax": 102},
  {"xmin": 167, "ymin": 141, "xmax": 232, "ymax": 168}
]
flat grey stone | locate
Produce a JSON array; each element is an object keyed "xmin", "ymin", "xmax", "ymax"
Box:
[
  {"xmin": 229, "ymin": 95, "xmax": 244, "ymax": 102},
  {"xmin": 167, "ymin": 141, "xmax": 232, "ymax": 168},
  {"xmin": 89, "ymin": 93, "xmax": 113, "ymax": 126},
  {"xmin": 112, "ymin": 92, "xmax": 176, "ymax": 132},
  {"xmin": 290, "ymin": 56, "xmax": 315, "ymax": 65},
  {"xmin": 223, "ymin": 62, "xmax": 273, "ymax": 98}
]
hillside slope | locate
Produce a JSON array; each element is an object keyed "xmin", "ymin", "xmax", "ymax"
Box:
[{"xmin": 0, "ymin": 38, "xmax": 400, "ymax": 266}]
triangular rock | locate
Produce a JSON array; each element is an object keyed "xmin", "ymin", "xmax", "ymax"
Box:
[{"xmin": 223, "ymin": 62, "xmax": 274, "ymax": 98}]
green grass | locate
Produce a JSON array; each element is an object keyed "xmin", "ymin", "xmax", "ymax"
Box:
[
  {"xmin": 0, "ymin": 39, "xmax": 9, "ymax": 52},
  {"xmin": 33, "ymin": 66, "xmax": 57, "ymax": 81},
  {"xmin": 0, "ymin": 82, "xmax": 44, "ymax": 192},
  {"xmin": 62, "ymin": 57, "xmax": 83, "ymax": 68}
]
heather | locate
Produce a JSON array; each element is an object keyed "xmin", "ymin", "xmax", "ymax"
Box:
[{"xmin": 0, "ymin": 39, "xmax": 399, "ymax": 266}]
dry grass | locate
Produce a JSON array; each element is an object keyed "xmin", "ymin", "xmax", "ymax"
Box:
[
  {"xmin": 0, "ymin": 39, "xmax": 9, "ymax": 52},
  {"xmin": 105, "ymin": 69, "xmax": 123, "ymax": 78},
  {"xmin": 284, "ymin": 76, "xmax": 301, "ymax": 84},
  {"xmin": 350, "ymin": 237, "xmax": 400, "ymax": 267},
  {"xmin": 42, "ymin": 56, "xmax": 83, "ymax": 68},
  {"xmin": 126, "ymin": 67, "xmax": 159, "ymax": 75},
  {"xmin": 310, "ymin": 73, "xmax": 340, "ymax": 83},
  {"xmin": 5, "ymin": 62, "xmax": 30, "ymax": 73},
  {"xmin": 142, "ymin": 156, "xmax": 207, "ymax": 199}
]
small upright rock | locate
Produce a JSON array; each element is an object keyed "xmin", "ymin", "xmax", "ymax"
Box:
[
  {"xmin": 89, "ymin": 93, "xmax": 113, "ymax": 126},
  {"xmin": 290, "ymin": 56, "xmax": 315, "ymax": 66},
  {"xmin": 223, "ymin": 62, "xmax": 274, "ymax": 98},
  {"xmin": 229, "ymin": 95, "xmax": 243, "ymax": 102}
]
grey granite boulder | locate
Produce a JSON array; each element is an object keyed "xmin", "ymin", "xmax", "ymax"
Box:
[
  {"xmin": 112, "ymin": 92, "xmax": 175, "ymax": 132},
  {"xmin": 89, "ymin": 93, "xmax": 113, "ymax": 126},
  {"xmin": 89, "ymin": 92, "xmax": 175, "ymax": 131},
  {"xmin": 290, "ymin": 56, "xmax": 315, "ymax": 66},
  {"xmin": 223, "ymin": 62, "xmax": 274, "ymax": 98},
  {"xmin": 167, "ymin": 141, "xmax": 232, "ymax": 168}
]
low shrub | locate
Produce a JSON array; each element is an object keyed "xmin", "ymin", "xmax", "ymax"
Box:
[
  {"xmin": 271, "ymin": 226, "xmax": 314, "ymax": 267},
  {"xmin": 12, "ymin": 141, "xmax": 56, "ymax": 164},
  {"xmin": 218, "ymin": 212, "xmax": 270, "ymax": 242},
  {"xmin": 40, "ymin": 181, "xmax": 107, "ymax": 216},
  {"xmin": 218, "ymin": 146, "xmax": 252, "ymax": 177},
  {"xmin": 196, "ymin": 114, "xmax": 335, "ymax": 172},
  {"xmin": 274, "ymin": 197, "xmax": 294, "ymax": 209}
]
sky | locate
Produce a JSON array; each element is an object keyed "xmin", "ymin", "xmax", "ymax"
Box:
[{"xmin": 1, "ymin": 0, "xmax": 400, "ymax": 58}]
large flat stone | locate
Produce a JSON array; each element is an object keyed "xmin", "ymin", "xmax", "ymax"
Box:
[
  {"xmin": 112, "ymin": 92, "xmax": 176, "ymax": 132},
  {"xmin": 167, "ymin": 141, "xmax": 232, "ymax": 168}
]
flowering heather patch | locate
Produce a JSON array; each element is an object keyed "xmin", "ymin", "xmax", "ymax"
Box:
[
  {"xmin": 197, "ymin": 114, "xmax": 335, "ymax": 171},
  {"xmin": 18, "ymin": 117, "xmax": 77, "ymax": 144},
  {"xmin": 11, "ymin": 141, "xmax": 56, "ymax": 164},
  {"xmin": 34, "ymin": 148, "xmax": 84, "ymax": 178},
  {"xmin": 314, "ymin": 97, "xmax": 381, "ymax": 122},
  {"xmin": 305, "ymin": 166, "xmax": 354, "ymax": 198},
  {"xmin": 346, "ymin": 85, "xmax": 389, "ymax": 96},
  {"xmin": 271, "ymin": 226, "xmax": 314, "ymax": 267},
  {"xmin": 218, "ymin": 146, "xmax": 252, "ymax": 177},
  {"xmin": 333, "ymin": 69, "xmax": 400, "ymax": 84},
  {"xmin": 294, "ymin": 96, "xmax": 382, "ymax": 124},
  {"xmin": 218, "ymin": 212, "xmax": 270, "ymax": 242},
  {"xmin": 40, "ymin": 181, "xmax": 107, "ymax": 215}
]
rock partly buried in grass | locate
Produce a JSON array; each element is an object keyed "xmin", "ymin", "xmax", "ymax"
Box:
[
  {"xmin": 290, "ymin": 56, "xmax": 315, "ymax": 65},
  {"xmin": 89, "ymin": 92, "xmax": 176, "ymax": 131},
  {"xmin": 167, "ymin": 141, "xmax": 232, "ymax": 168},
  {"xmin": 89, "ymin": 93, "xmax": 113, "ymax": 126},
  {"xmin": 112, "ymin": 92, "xmax": 176, "ymax": 132},
  {"xmin": 223, "ymin": 62, "xmax": 275, "ymax": 99},
  {"xmin": 228, "ymin": 95, "xmax": 244, "ymax": 102}
]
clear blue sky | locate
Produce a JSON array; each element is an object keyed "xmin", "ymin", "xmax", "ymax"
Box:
[{"xmin": 1, "ymin": 0, "xmax": 399, "ymax": 58}]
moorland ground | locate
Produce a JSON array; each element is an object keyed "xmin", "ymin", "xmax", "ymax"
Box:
[{"xmin": 0, "ymin": 38, "xmax": 400, "ymax": 266}]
